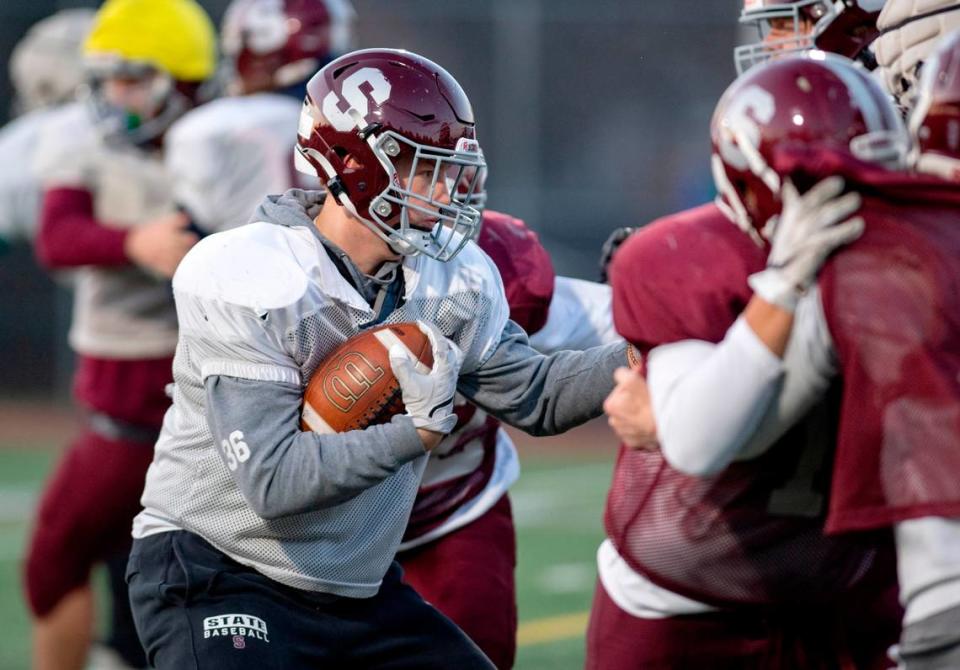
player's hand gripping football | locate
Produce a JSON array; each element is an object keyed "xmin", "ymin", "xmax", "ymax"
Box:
[
  {"xmin": 389, "ymin": 321, "xmax": 463, "ymax": 446},
  {"xmin": 749, "ymin": 176, "xmax": 864, "ymax": 311}
]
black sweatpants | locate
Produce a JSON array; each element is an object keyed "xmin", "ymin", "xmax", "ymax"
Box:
[{"xmin": 127, "ymin": 530, "xmax": 494, "ymax": 669}]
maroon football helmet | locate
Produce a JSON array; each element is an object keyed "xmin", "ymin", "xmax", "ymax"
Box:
[
  {"xmin": 813, "ymin": 0, "xmax": 883, "ymax": 63},
  {"xmin": 735, "ymin": 0, "xmax": 883, "ymax": 75},
  {"xmin": 221, "ymin": 0, "xmax": 354, "ymax": 94},
  {"xmin": 712, "ymin": 52, "xmax": 908, "ymax": 241},
  {"xmin": 295, "ymin": 49, "xmax": 486, "ymax": 262},
  {"xmin": 909, "ymin": 30, "xmax": 960, "ymax": 180}
]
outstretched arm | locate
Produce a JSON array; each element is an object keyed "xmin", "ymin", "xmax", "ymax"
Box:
[{"xmin": 457, "ymin": 320, "xmax": 628, "ymax": 436}]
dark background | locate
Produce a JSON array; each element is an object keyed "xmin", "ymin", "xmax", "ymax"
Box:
[{"xmin": 0, "ymin": 0, "xmax": 740, "ymax": 397}]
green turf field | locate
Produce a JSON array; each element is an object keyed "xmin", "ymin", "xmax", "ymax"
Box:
[{"xmin": 0, "ymin": 423, "xmax": 615, "ymax": 670}]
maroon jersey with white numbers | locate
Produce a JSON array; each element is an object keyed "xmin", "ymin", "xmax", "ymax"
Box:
[
  {"xmin": 403, "ymin": 210, "xmax": 556, "ymax": 543},
  {"xmin": 605, "ymin": 202, "xmax": 890, "ymax": 607}
]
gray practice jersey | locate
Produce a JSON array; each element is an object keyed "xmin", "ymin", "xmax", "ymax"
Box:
[{"xmin": 135, "ymin": 190, "xmax": 625, "ymax": 597}]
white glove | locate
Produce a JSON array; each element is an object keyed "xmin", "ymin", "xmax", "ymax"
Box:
[
  {"xmin": 749, "ymin": 176, "xmax": 864, "ymax": 311},
  {"xmin": 389, "ymin": 320, "xmax": 463, "ymax": 434}
]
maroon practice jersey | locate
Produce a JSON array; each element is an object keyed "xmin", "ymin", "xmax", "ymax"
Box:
[
  {"xmin": 403, "ymin": 210, "xmax": 556, "ymax": 543},
  {"xmin": 779, "ymin": 150, "xmax": 960, "ymax": 534},
  {"xmin": 606, "ymin": 202, "xmax": 890, "ymax": 607}
]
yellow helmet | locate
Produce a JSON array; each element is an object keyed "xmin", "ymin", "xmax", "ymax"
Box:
[{"xmin": 84, "ymin": 0, "xmax": 216, "ymax": 82}]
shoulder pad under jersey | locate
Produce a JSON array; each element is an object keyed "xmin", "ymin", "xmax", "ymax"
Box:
[
  {"xmin": 173, "ymin": 222, "xmax": 321, "ymax": 332},
  {"xmin": 405, "ymin": 238, "xmax": 511, "ymax": 371},
  {"xmin": 610, "ymin": 202, "xmax": 767, "ymax": 351},
  {"xmin": 166, "ymin": 95, "xmax": 304, "ymax": 234}
]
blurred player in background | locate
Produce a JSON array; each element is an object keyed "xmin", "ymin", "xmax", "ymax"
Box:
[
  {"xmin": 599, "ymin": 0, "xmax": 884, "ymax": 273},
  {"xmin": 397, "ymin": 166, "xmax": 617, "ymax": 669},
  {"xmin": 126, "ymin": 48, "xmax": 627, "ymax": 668},
  {"xmin": 734, "ymin": 0, "xmax": 884, "ymax": 75},
  {"xmin": 23, "ymin": 1, "xmax": 216, "ymax": 668},
  {"xmin": 165, "ymin": 0, "xmax": 355, "ymax": 236},
  {"xmin": 0, "ymin": 9, "xmax": 94, "ymax": 251},
  {"xmin": 611, "ymin": 32, "xmax": 960, "ymax": 670}
]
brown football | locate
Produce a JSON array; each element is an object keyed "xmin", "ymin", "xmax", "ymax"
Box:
[{"xmin": 301, "ymin": 322, "xmax": 433, "ymax": 433}]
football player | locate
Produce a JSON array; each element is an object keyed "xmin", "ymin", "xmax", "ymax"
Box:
[
  {"xmin": 166, "ymin": 4, "xmax": 617, "ymax": 665},
  {"xmin": 608, "ymin": 41, "xmax": 960, "ymax": 669},
  {"xmin": 593, "ymin": 53, "xmax": 905, "ymax": 670},
  {"xmin": 165, "ymin": 0, "xmax": 355, "ymax": 236},
  {"xmin": 24, "ymin": 2, "xmax": 216, "ymax": 669},
  {"xmin": 0, "ymin": 9, "xmax": 94, "ymax": 249},
  {"xmin": 734, "ymin": 0, "xmax": 884, "ymax": 74},
  {"xmin": 126, "ymin": 48, "xmax": 628, "ymax": 668}
]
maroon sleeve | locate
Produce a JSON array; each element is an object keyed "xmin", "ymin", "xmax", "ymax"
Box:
[
  {"xmin": 36, "ymin": 187, "xmax": 130, "ymax": 269},
  {"xmin": 477, "ymin": 210, "xmax": 556, "ymax": 335},
  {"xmin": 609, "ymin": 203, "xmax": 766, "ymax": 355}
]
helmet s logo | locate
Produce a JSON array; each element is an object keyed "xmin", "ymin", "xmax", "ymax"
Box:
[
  {"xmin": 322, "ymin": 67, "xmax": 392, "ymax": 132},
  {"xmin": 718, "ymin": 85, "xmax": 775, "ymax": 171}
]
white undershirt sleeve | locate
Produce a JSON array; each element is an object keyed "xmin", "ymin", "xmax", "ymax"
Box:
[
  {"xmin": 737, "ymin": 286, "xmax": 838, "ymax": 459},
  {"xmin": 648, "ymin": 316, "xmax": 784, "ymax": 476},
  {"xmin": 647, "ymin": 286, "xmax": 837, "ymax": 476},
  {"xmin": 896, "ymin": 517, "xmax": 960, "ymax": 625}
]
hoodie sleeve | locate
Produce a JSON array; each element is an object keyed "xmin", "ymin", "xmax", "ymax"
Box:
[
  {"xmin": 457, "ymin": 320, "xmax": 628, "ymax": 436},
  {"xmin": 204, "ymin": 375, "xmax": 425, "ymax": 519}
]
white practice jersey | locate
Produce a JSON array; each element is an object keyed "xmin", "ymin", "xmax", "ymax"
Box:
[
  {"xmin": 34, "ymin": 104, "xmax": 179, "ymax": 358},
  {"xmin": 0, "ymin": 102, "xmax": 85, "ymax": 243},
  {"xmin": 138, "ymin": 215, "xmax": 510, "ymax": 595},
  {"xmin": 165, "ymin": 93, "xmax": 306, "ymax": 234},
  {"xmin": 530, "ymin": 276, "xmax": 620, "ymax": 353}
]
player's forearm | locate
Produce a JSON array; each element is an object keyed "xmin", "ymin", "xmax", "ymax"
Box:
[
  {"xmin": 36, "ymin": 187, "xmax": 130, "ymax": 268},
  {"xmin": 743, "ymin": 294, "xmax": 795, "ymax": 358},
  {"xmin": 648, "ymin": 289, "xmax": 797, "ymax": 474},
  {"xmin": 648, "ymin": 317, "xmax": 784, "ymax": 476},
  {"xmin": 205, "ymin": 375, "xmax": 426, "ymax": 519},
  {"xmin": 458, "ymin": 320, "xmax": 627, "ymax": 436}
]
